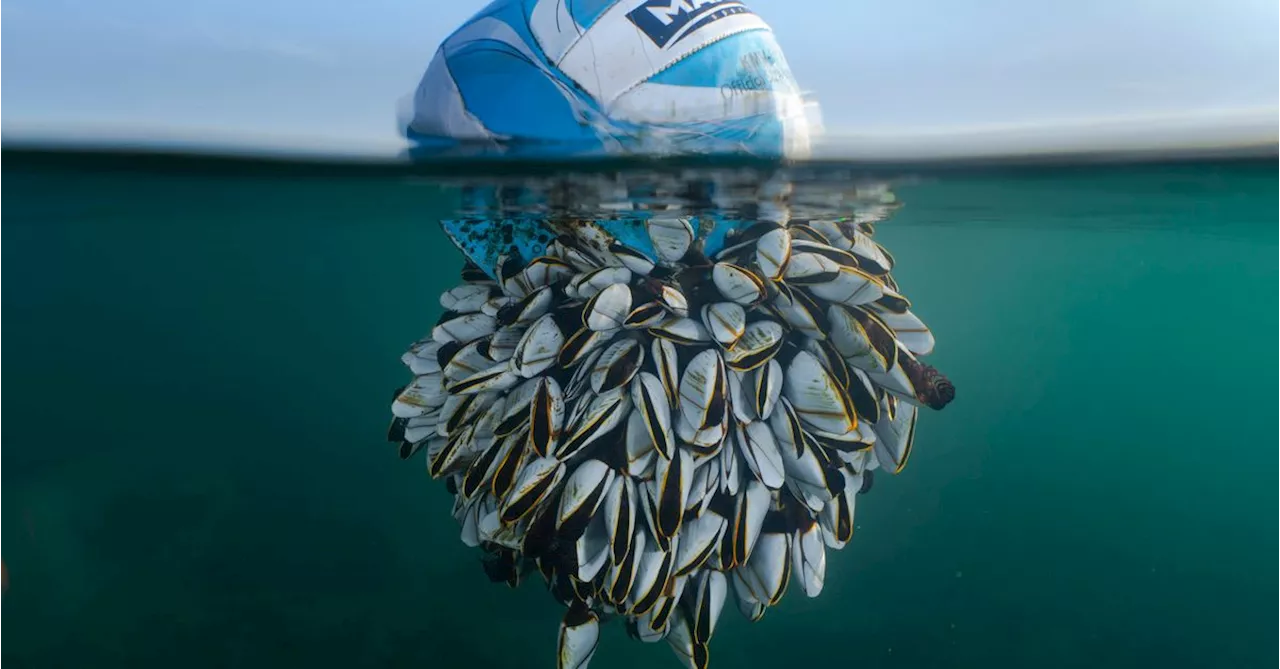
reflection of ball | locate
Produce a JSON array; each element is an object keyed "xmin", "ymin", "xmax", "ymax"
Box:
[{"xmin": 403, "ymin": 0, "xmax": 817, "ymax": 157}]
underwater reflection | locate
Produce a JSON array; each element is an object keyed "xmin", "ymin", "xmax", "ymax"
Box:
[{"xmin": 388, "ymin": 168, "xmax": 953, "ymax": 669}]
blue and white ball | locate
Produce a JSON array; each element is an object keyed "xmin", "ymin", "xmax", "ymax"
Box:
[{"xmin": 402, "ymin": 0, "xmax": 822, "ymax": 158}]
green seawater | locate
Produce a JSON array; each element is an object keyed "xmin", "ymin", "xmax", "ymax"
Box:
[{"xmin": 2, "ymin": 153, "xmax": 1276, "ymax": 668}]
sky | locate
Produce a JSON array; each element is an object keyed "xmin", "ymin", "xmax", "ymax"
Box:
[{"xmin": 2, "ymin": 0, "xmax": 1277, "ymax": 156}]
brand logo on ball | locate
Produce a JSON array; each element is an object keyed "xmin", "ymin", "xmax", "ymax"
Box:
[{"xmin": 626, "ymin": 0, "xmax": 752, "ymax": 48}]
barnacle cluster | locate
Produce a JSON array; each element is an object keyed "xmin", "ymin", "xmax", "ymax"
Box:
[{"xmin": 389, "ymin": 182, "xmax": 953, "ymax": 669}]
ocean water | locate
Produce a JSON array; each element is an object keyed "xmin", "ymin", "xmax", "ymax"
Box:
[{"xmin": 1, "ymin": 151, "xmax": 1275, "ymax": 669}]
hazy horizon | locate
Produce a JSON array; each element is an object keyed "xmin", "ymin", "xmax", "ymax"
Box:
[{"xmin": 3, "ymin": 0, "xmax": 1276, "ymax": 158}]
